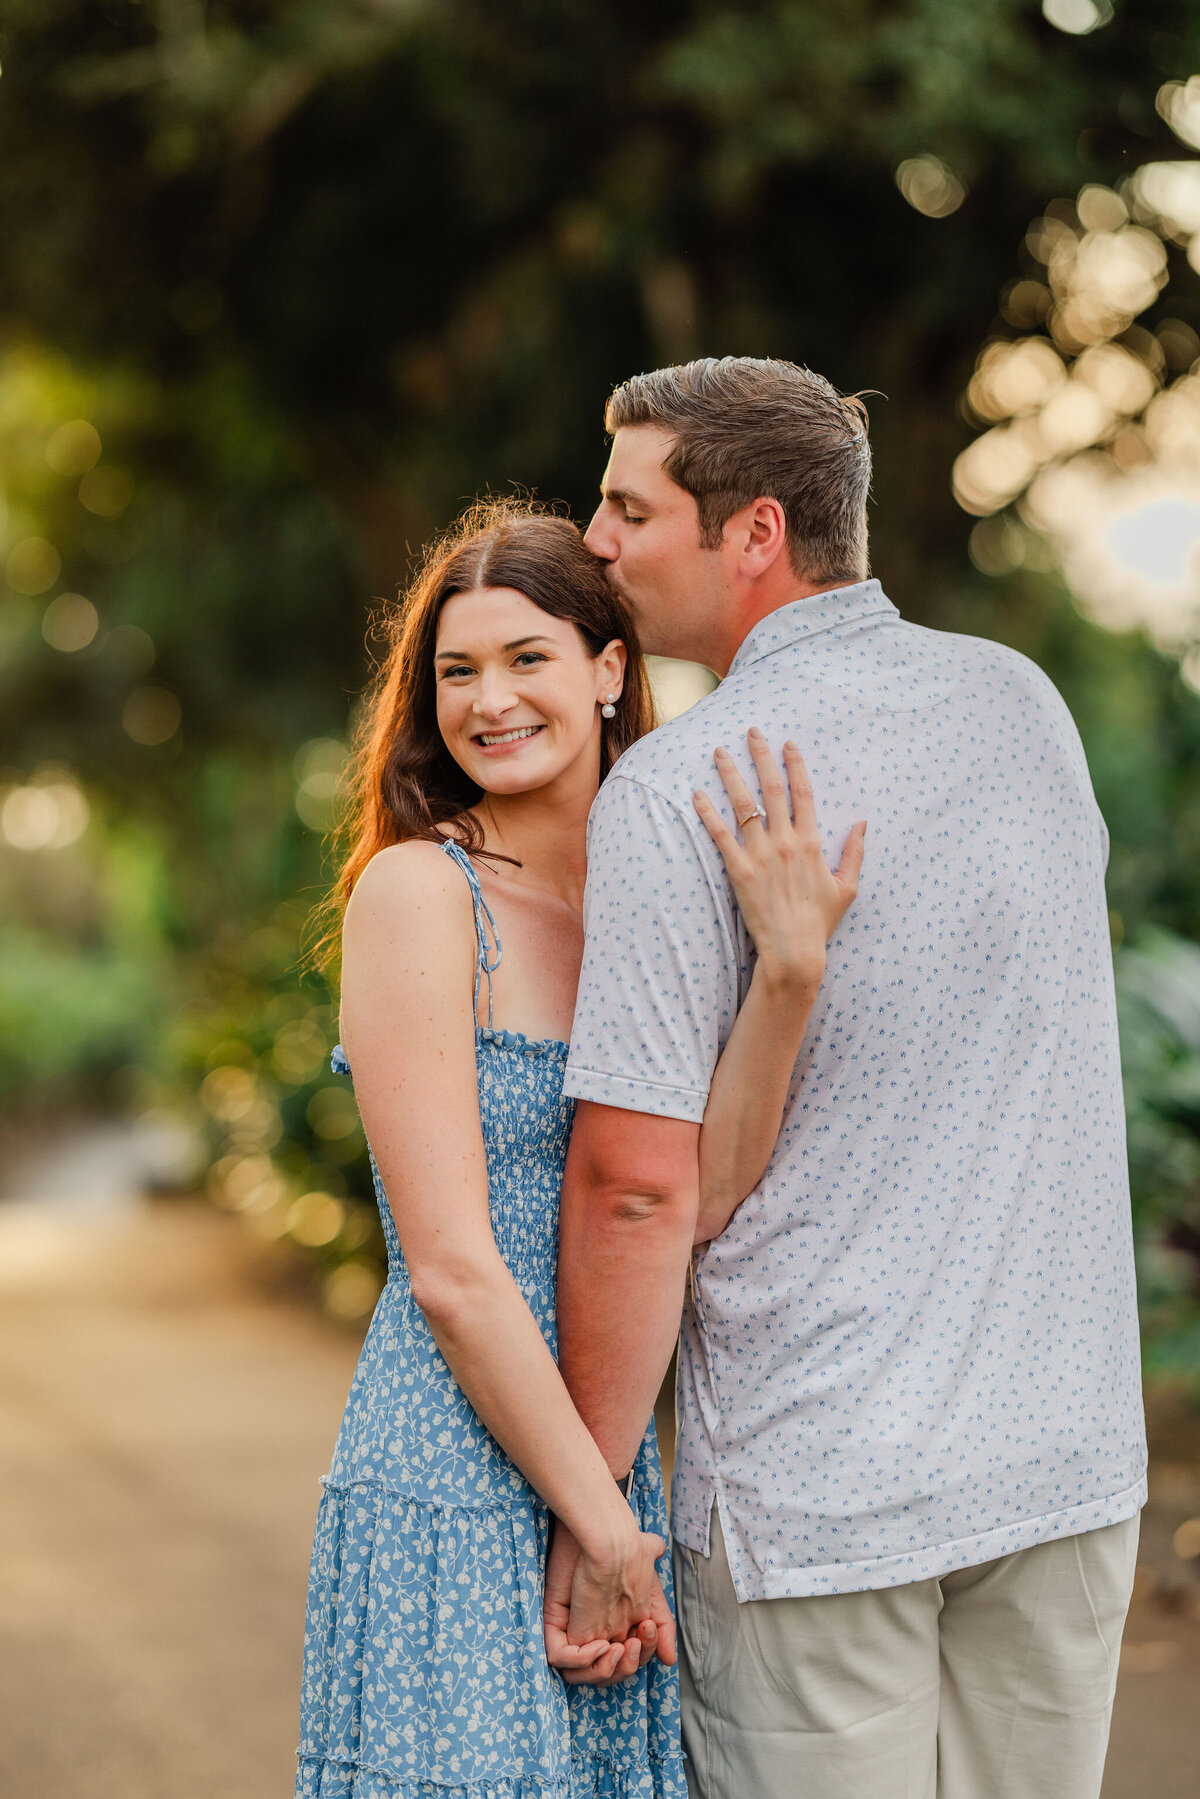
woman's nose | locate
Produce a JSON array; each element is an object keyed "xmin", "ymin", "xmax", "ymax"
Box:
[{"xmin": 473, "ymin": 673, "xmax": 518, "ymax": 719}]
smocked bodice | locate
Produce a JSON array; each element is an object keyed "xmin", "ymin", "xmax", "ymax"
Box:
[{"xmin": 340, "ymin": 1027, "xmax": 572, "ymax": 1330}]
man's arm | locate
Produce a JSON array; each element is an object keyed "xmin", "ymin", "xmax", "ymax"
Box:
[
  {"xmin": 556, "ymin": 1101, "xmax": 700, "ymax": 1479},
  {"xmin": 548, "ymin": 772, "xmax": 730, "ymax": 1669}
]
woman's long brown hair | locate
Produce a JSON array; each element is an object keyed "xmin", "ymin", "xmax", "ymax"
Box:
[{"xmin": 314, "ymin": 497, "xmax": 655, "ymax": 971}]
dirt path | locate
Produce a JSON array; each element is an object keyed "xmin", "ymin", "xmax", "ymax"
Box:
[
  {"xmin": 0, "ymin": 1194, "xmax": 361, "ymax": 1799},
  {"xmin": 1103, "ymin": 1399, "xmax": 1200, "ymax": 1799},
  {"xmin": 0, "ymin": 1185, "xmax": 1196, "ymax": 1798}
]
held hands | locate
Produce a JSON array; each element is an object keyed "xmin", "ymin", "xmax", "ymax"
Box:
[
  {"xmin": 693, "ymin": 728, "xmax": 866, "ymax": 990},
  {"xmin": 543, "ymin": 1517, "xmax": 677, "ymax": 1686}
]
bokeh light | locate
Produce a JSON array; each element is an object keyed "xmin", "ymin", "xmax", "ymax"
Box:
[
  {"xmin": 967, "ymin": 338, "xmax": 1066, "ymax": 421},
  {"xmin": 1042, "ymin": 0, "xmax": 1112, "ymax": 34},
  {"xmin": 78, "ymin": 466, "xmax": 134, "ymax": 518},
  {"xmin": 0, "ymin": 773, "xmax": 89, "ymax": 850},
  {"xmin": 109, "ymin": 622, "xmax": 156, "ymax": 674},
  {"xmin": 41, "ymin": 591, "xmax": 99, "ymax": 651},
  {"xmin": 287, "ymin": 1190, "xmax": 345, "ymax": 1247},
  {"xmin": 1023, "ymin": 462, "xmax": 1200, "ymax": 651},
  {"xmin": 306, "ymin": 1085, "xmax": 361, "ymax": 1141},
  {"xmin": 1157, "ymin": 77, "xmax": 1200, "ymax": 151},
  {"xmin": 1107, "ymin": 499, "xmax": 1200, "ymax": 586},
  {"xmin": 967, "ymin": 514, "xmax": 1039, "ymax": 577},
  {"xmin": 1047, "ymin": 224, "xmax": 1167, "ymax": 350},
  {"xmin": 44, "ymin": 418, "xmax": 101, "ymax": 476},
  {"xmin": 199, "ymin": 1065, "xmax": 283, "ymax": 1151},
  {"xmin": 294, "ymin": 737, "xmax": 346, "ymax": 830},
  {"xmin": 1076, "ymin": 184, "xmax": 1129, "ymax": 234},
  {"xmin": 272, "ymin": 1016, "xmax": 329, "ymax": 1082},
  {"xmin": 208, "ymin": 1153, "xmax": 289, "ymax": 1214},
  {"xmin": 895, "ymin": 154, "xmax": 965, "ymax": 220},
  {"xmin": 324, "ymin": 1260, "xmax": 385, "ymax": 1321},
  {"xmin": 5, "ymin": 535, "xmax": 60, "ymax": 595},
  {"xmin": 954, "ymin": 150, "xmax": 1200, "ymax": 662},
  {"xmin": 122, "ymin": 685, "xmax": 181, "ymax": 744},
  {"xmin": 1127, "ymin": 163, "xmax": 1200, "ymax": 246},
  {"xmin": 200, "ymin": 1065, "xmax": 262, "ymax": 1123}
]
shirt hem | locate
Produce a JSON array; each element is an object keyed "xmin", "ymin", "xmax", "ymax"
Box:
[
  {"xmin": 677, "ymin": 1473, "xmax": 1148, "ymax": 1601},
  {"xmin": 561, "ymin": 1064, "xmax": 709, "ymax": 1123}
]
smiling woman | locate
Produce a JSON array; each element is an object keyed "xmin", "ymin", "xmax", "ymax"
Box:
[
  {"xmin": 294, "ymin": 493, "xmax": 687, "ymax": 1799},
  {"xmin": 434, "ymin": 589, "xmax": 623, "ymax": 799},
  {"xmin": 316, "ymin": 499, "xmax": 654, "ymax": 945}
]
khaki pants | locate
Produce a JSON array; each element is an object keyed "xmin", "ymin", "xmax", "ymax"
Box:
[{"xmin": 672, "ymin": 1506, "xmax": 1139, "ymax": 1799}]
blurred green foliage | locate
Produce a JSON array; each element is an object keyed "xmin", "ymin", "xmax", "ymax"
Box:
[
  {"xmin": 1117, "ymin": 931, "xmax": 1200, "ymax": 1379},
  {"xmin": 1, "ymin": 0, "xmax": 1200, "ymax": 1345}
]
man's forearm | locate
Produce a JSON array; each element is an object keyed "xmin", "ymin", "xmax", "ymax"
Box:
[{"xmin": 556, "ymin": 1103, "xmax": 700, "ymax": 1476}]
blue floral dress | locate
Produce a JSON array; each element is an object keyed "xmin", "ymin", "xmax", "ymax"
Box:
[{"xmin": 296, "ymin": 839, "xmax": 685, "ymax": 1799}]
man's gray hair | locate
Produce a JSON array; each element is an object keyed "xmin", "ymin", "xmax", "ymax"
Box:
[{"xmin": 605, "ymin": 356, "xmax": 872, "ymax": 584}]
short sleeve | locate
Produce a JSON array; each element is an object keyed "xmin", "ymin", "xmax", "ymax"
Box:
[{"xmin": 563, "ymin": 774, "xmax": 741, "ymax": 1121}]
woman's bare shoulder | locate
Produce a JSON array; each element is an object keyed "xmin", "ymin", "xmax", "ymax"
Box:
[
  {"xmin": 339, "ymin": 842, "xmax": 480, "ymax": 1086},
  {"xmin": 343, "ymin": 840, "xmax": 475, "ymax": 954}
]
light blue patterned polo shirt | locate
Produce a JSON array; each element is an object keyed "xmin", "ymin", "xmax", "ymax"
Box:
[{"xmin": 564, "ymin": 578, "xmax": 1147, "ymax": 1602}]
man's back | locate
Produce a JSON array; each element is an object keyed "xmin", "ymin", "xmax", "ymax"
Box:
[{"xmin": 566, "ymin": 580, "xmax": 1147, "ymax": 1599}]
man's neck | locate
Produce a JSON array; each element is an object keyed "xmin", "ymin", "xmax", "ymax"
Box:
[{"xmin": 708, "ymin": 575, "xmax": 853, "ymax": 678}]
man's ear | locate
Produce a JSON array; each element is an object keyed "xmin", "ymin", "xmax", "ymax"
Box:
[{"xmin": 737, "ymin": 496, "xmax": 791, "ymax": 579}]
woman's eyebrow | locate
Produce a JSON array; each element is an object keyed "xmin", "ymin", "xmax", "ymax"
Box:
[{"xmin": 434, "ymin": 634, "xmax": 554, "ymax": 661}]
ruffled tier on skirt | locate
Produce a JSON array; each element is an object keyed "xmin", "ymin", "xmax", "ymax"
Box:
[
  {"xmin": 295, "ymin": 1752, "xmax": 682, "ymax": 1797},
  {"xmin": 296, "ymin": 1478, "xmax": 685, "ymax": 1799}
]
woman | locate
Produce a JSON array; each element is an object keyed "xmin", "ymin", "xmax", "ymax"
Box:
[{"xmin": 297, "ymin": 499, "xmax": 865, "ymax": 1798}]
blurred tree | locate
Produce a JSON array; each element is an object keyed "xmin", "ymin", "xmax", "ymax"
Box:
[
  {"xmin": 2, "ymin": 1, "xmax": 1199, "ymax": 621},
  {"xmin": 2, "ymin": 0, "xmax": 1197, "ymax": 875},
  {"xmin": 3, "ymin": 0, "xmax": 1200, "ymax": 1334}
]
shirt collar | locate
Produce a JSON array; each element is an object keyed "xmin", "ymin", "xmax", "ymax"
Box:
[{"xmin": 725, "ymin": 578, "xmax": 898, "ymax": 679}]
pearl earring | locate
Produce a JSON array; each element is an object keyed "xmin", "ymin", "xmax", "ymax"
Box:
[{"xmin": 601, "ymin": 694, "xmax": 618, "ymax": 718}]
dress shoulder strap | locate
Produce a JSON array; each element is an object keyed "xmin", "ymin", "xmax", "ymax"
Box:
[{"xmin": 441, "ymin": 838, "xmax": 502, "ymax": 1028}]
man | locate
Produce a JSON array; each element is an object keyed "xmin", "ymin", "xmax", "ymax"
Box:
[{"xmin": 549, "ymin": 357, "xmax": 1146, "ymax": 1797}]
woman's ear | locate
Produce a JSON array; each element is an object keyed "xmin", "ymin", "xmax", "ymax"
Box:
[{"xmin": 598, "ymin": 638, "xmax": 627, "ymax": 700}]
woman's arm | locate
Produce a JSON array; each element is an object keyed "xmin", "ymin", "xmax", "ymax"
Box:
[
  {"xmin": 692, "ymin": 731, "xmax": 866, "ymax": 1246},
  {"xmin": 340, "ymin": 843, "xmax": 668, "ymax": 1677}
]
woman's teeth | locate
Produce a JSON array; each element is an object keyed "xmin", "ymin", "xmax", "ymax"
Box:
[{"xmin": 477, "ymin": 725, "xmax": 543, "ymax": 746}]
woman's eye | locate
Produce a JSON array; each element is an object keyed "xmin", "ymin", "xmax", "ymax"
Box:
[
  {"xmin": 513, "ymin": 652, "xmax": 548, "ymax": 667},
  {"xmin": 441, "ymin": 665, "xmax": 474, "ymax": 679}
]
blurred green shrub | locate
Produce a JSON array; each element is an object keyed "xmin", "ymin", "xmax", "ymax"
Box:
[
  {"xmin": 185, "ymin": 975, "xmax": 387, "ymax": 1328},
  {"xmin": 0, "ymin": 927, "xmax": 157, "ymax": 1094},
  {"xmin": 1117, "ymin": 930, "xmax": 1200, "ymax": 1384}
]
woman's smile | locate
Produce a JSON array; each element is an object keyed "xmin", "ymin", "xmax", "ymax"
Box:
[{"xmin": 472, "ymin": 722, "xmax": 547, "ymax": 753}]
